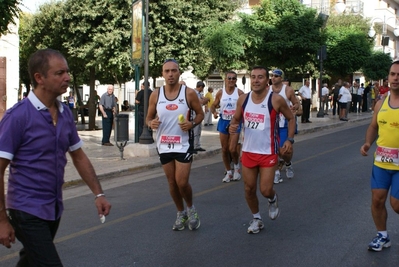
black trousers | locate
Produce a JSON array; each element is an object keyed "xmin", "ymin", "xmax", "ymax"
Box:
[{"xmin": 301, "ymin": 99, "xmax": 311, "ymax": 122}]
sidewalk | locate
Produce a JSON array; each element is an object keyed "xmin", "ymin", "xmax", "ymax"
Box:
[{"xmin": 64, "ymin": 110, "xmax": 373, "ymax": 186}]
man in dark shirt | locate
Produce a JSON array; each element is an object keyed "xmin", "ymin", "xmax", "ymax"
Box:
[
  {"xmin": 99, "ymin": 85, "xmax": 117, "ymax": 146},
  {"xmin": 135, "ymin": 81, "xmax": 152, "ymax": 137}
]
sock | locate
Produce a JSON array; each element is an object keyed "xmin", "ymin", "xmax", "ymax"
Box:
[
  {"xmin": 285, "ymin": 162, "xmax": 292, "ymax": 166},
  {"xmin": 378, "ymin": 231, "xmax": 388, "ymax": 237},
  {"xmin": 226, "ymin": 170, "xmax": 232, "ymax": 175},
  {"xmin": 268, "ymin": 194, "xmax": 276, "ymax": 203},
  {"xmin": 275, "ymin": 169, "xmax": 280, "ymax": 175},
  {"xmin": 234, "ymin": 163, "xmax": 240, "ymax": 171},
  {"xmin": 253, "ymin": 213, "xmax": 261, "ymax": 220}
]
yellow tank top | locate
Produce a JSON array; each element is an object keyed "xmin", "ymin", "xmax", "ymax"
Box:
[{"xmin": 375, "ymin": 96, "xmax": 399, "ymax": 170}]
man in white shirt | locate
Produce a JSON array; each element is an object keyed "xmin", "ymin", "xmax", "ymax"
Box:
[
  {"xmin": 338, "ymin": 82, "xmax": 351, "ymax": 121},
  {"xmin": 321, "ymin": 83, "xmax": 329, "ymax": 115},
  {"xmin": 298, "ymin": 80, "xmax": 312, "ymax": 123},
  {"xmin": 357, "ymin": 83, "xmax": 365, "ymax": 113}
]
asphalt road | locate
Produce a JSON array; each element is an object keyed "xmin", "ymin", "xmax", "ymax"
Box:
[{"xmin": 1, "ymin": 122, "xmax": 399, "ymax": 267}]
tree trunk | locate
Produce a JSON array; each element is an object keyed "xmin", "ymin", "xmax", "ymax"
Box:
[{"xmin": 88, "ymin": 66, "xmax": 96, "ymax": 130}]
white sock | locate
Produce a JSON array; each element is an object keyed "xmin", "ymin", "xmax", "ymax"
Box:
[
  {"xmin": 378, "ymin": 231, "xmax": 388, "ymax": 237},
  {"xmin": 226, "ymin": 170, "xmax": 232, "ymax": 174},
  {"xmin": 268, "ymin": 194, "xmax": 276, "ymax": 203},
  {"xmin": 234, "ymin": 163, "xmax": 240, "ymax": 170},
  {"xmin": 253, "ymin": 213, "xmax": 261, "ymax": 220}
]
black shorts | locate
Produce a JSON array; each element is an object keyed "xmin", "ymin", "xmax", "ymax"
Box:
[{"xmin": 159, "ymin": 152, "xmax": 194, "ymax": 165}]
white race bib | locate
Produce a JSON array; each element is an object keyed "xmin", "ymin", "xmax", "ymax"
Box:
[
  {"xmin": 222, "ymin": 109, "xmax": 235, "ymax": 120},
  {"xmin": 160, "ymin": 135, "xmax": 182, "ymax": 151},
  {"xmin": 244, "ymin": 111, "xmax": 265, "ymax": 130}
]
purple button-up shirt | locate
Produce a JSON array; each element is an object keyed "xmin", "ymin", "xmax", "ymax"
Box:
[{"xmin": 0, "ymin": 92, "xmax": 82, "ymax": 220}]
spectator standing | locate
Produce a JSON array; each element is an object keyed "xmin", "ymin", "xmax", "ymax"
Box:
[
  {"xmin": 321, "ymin": 83, "xmax": 329, "ymax": 115},
  {"xmin": 135, "ymin": 81, "xmax": 153, "ymax": 137},
  {"xmin": 99, "ymin": 85, "xmax": 117, "ymax": 146},
  {"xmin": 298, "ymin": 80, "xmax": 312, "ymax": 123},
  {"xmin": 338, "ymin": 82, "xmax": 351, "ymax": 121},
  {"xmin": 146, "ymin": 59, "xmax": 203, "ymax": 231},
  {"xmin": 204, "ymin": 87, "xmax": 214, "ymax": 126},
  {"xmin": 121, "ymin": 100, "xmax": 131, "ymax": 111},
  {"xmin": 363, "ymin": 82, "xmax": 371, "ymax": 112},
  {"xmin": 67, "ymin": 91, "xmax": 75, "ymax": 110},
  {"xmin": 0, "ymin": 48, "xmax": 111, "ymax": 266},
  {"xmin": 357, "ymin": 83, "xmax": 365, "ymax": 113},
  {"xmin": 332, "ymin": 80, "xmax": 342, "ymax": 116},
  {"xmin": 360, "ymin": 60, "xmax": 399, "ymax": 252},
  {"xmin": 350, "ymin": 82, "xmax": 359, "ymax": 112},
  {"xmin": 193, "ymin": 81, "xmax": 208, "ymax": 152}
]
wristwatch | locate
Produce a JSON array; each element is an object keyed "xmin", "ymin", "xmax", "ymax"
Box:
[{"xmin": 287, "ymin": 137, "xmax": 295, "ymax": 144}]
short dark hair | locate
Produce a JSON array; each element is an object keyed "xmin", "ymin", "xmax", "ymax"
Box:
[
  {"xmin": 142, "ymin": 81, "xmax": 150, "ymax": 87},
  {"xmin": 28, "ymin": 48, "xmax": 66, "ymax": 88},
  {"xmin": 250, "ymin": 66, "xmax": 269, "ymax": 79}
]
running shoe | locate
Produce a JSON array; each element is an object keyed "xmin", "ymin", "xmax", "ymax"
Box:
[
  {"xmin": 232, "ymin": 169, "xmax": 241, "ymax": 181},
  {"xmin": 222, "ymin": 172, "xmax": 233, "ymax": 183},
  {"xmin": 187, "ymin": 207, "xmax": 201, "ymax": 230},
  {"xmin": 247, "ymin": 218, "xmax": 264, "ymax": 234},
  {"xmin": 274, "ymin": 170, "xmax": 282, "ymax": 184},
  {"xmin": 172, "ymin": 211, "xmax": 188, "ymax": 231},
  {"xmin": 286, "ymin": 164, "xmax": 294, "ymax": 179},
  {"xmin": 268, "ymin": 194, "xmax": 280, "ymax": 220},
  {"xmin": 368, "ymin": 233, "xmax": 391, "ymax": 251}
]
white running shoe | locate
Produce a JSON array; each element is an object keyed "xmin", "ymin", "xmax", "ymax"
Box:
[
  {"xmin": 274, "ymin": 170, "xmax": 282, "ymax": 184},
  {"xmin": 268, "ymin": 194, "xmax": 280, "ymax": 220},
  {"xmin": 247, "ymin": 218, "xmax": 264, "ymax": 234},
  {"xmin": 286, "ymin": 164, "xmax": 294, "ymax": 179},
  {"xmin": 222, "ymin": 172, "xmax": 233, "ymax": 183},
  {"xmin": 232, "ymin": 169, "xmax": 241, "ymax": 181}
]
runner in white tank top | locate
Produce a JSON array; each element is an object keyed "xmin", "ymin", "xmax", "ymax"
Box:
[
  {"xmin": 228, "ymin": 66, "xmax": 295, "ymax": 234},
  {"xmin": 210, "ymin": 71, "xmax": 244, "ymax": 183},
  {"xmin": 270, "ymin": 69, "xmax": 299, "ymax": 183},
  {"xmin": 146, "ymin": 59, "xmax": 204, "ymax": 231},
  {"xmin": 156, "ymin": 85, "xmax": 193, "ymax": 154}
]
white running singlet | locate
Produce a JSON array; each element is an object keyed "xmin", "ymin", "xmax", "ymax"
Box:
[
  {"xmin": 156, "ymin": 85, "xmax": 193, "ymax": 154},
  {"xmin": 219, "ymin": 87, "xmax": 240, "ymax": 121},
  {"xmin": 242, "ymin": 90, "xmax": 279, "ymax": 155}
]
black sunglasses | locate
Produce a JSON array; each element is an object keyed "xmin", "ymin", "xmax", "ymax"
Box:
[
  {"xmin": 227, "ymin": 77, "xmax": 237, "ymax": 81},
  {"xmin": 270, "ymin": 74, "xmax": 281, "ymax": 78}
]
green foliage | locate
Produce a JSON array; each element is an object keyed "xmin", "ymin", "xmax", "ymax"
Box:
[
  {"xmin": 149, "ymin": 0, "xmax": 240, "ymax": 79},
  {"xmin": 361, "ymin": 51, "xmax": 392, "ymax": 81},
  {"xmin": 324, "ymin": 14, "xmax": 372, "ymax": 77},
  {"xmin": 201, "ymin": 20, "xmax": 247, "ymax": 73},
  {"xmin": 0, "ymin": 0, "xmax": 20, "ymax": 36},
  {"xmin": 238, "ymin": 0, "xmax": 324, "ymax": 73}
]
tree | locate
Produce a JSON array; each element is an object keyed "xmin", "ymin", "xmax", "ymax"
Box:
[
  {"xmin": 201, "ymin": 20, "xmax": 248, "ymax": 74},
  {"xmin": 323, "ymin": 14, "xmax": 372, "ymax": 78},
  {"xmin": 361, "ymin": 51, "xmax": 392, "ymax": 81},
  {"xmin": 0, "ymin": 0, "xmax": 20, "ymax": 36},
  {"xmin": 148, "ymin": 0, "xmax": 241, "ymax": 79},
  {"xmin": 62, "ymin": 0, "xmax": 132, "ymax": 130},
  {"xmin": 238, "ymin": 0, "xmax": 325, "ymax": 73}
]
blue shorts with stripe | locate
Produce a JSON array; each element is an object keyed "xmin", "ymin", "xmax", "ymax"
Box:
[{"xmin": 217, "ymin": 118, "xmax": 241, "ymax": 134}]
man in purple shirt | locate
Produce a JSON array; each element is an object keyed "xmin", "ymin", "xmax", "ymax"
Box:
[{"xmin": 0, "ymin": 49, "xmax": 111, "ymax": 266}]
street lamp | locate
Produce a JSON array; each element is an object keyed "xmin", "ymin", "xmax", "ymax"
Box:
[
  {"xmin": 139, "ymin": 0, "xmax": 153, "ymax": 144},
  {"xmin": 368, "ymin": 16, "xmax": 399, "ymax": 53},
  {"xmin": 335, "ymin": 0, "xmax": 346, "ymax": 14}
]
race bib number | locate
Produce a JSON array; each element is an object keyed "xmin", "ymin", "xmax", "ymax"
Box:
[
  {"xmin": 244, "ymin": 111, "xmax": 265, "ymax": 130},
  {"xmin": 222, "ymin": 109, "xmax": 235, "ymax": 120},
  {"xmin": 160, "ymin": 135, "xmax": 182, "ymax": 150},
  {"xmin": 375, "ymin": 146, "xmax": 399, "ymax": 165}
]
